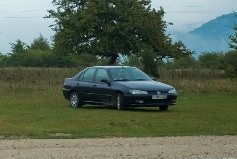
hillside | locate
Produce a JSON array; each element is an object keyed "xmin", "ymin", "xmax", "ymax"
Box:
[{"xmin": 178, "ymin": 12, "xmax": 236, "ymax": 58}]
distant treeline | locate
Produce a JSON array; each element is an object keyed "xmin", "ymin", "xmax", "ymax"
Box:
[
  {"xmin": 0, "ymin": 35, "xmax": 236, "ymax": 78},
  {"xmin": 124, "ymin": 50, "xmax": 237, "ymax": 78}
]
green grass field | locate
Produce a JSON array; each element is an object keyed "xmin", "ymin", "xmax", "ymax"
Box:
[{"xmin": 0, "ymin": 67, "xmax": 237, "ymax": 139}]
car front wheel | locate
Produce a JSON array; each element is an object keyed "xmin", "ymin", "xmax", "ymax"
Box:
[
  {"xmin": 116, "ymin": 93, "xmax": 125, "ymax": 110},
  {"xmin": 69, "ymin": 92, "xmax": 81, "ymax": 108}
]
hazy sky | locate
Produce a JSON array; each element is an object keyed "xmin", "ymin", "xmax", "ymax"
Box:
[{"xmin": 1, "ymin": 0, "xmax": 237, "ymax": 54}]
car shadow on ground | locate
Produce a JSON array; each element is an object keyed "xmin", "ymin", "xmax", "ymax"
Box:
[{"xmin": 78, "ymin": 105, "xmax": 171, "ymax": 112}]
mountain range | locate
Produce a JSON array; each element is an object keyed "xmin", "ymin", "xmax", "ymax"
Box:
[{"xmin": 174, "ymin": 12, "xmax": 236, "ymax": 58}]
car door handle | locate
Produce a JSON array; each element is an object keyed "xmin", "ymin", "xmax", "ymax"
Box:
[
  {"xmin": 76, "ymin": 82, "xmax": 80, "ymax": 85},
  {"xmin": 93, "ymin": 84, "xmax": 97, "ymax": 87}
]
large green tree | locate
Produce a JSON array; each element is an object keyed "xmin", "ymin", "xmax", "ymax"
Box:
[{"xmin": 47, "ymin": 0, "xmax": 189, "ymax": 65}]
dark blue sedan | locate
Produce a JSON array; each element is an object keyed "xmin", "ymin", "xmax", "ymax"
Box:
[{"xmin": 63, "ymin": 66, "xmax": 177, "ymax": 111}]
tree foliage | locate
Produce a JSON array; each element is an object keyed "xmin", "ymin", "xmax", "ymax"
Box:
[
  {"xmin": 224, "ymin": 50, "xmax": 237, "ymax": 77},
  {"xmin": 10, "ymin": 39, "xmax": 28, "ymax": 54},
  {"xmin": 229, "ymin": 14, "xmax": 237, "ymax": 50},
  {"xmin": 171, "ymin": 41, "xmax": 194, "ymax": 59},
  {"xmin": 30, "ymin": 34, "xmax": 51, "ymax": 51},
  {"xmin": 47, "ymin": 0, "xmax": 191, "ymax": 66},
  {"xmin": 173, "ymin": 57, "xmax": 197, "ymax": 69},
  {"xmin": 139, "ymin": 44, "xmax": 159, "ymax": 77},
  {"xmin": 198, "ymin": 52, "xmax": 225, "ymax": 70}
]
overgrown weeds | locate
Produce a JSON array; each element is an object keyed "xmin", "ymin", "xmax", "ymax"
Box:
[
  {"xmin": 158, "ymin": 68, "xmax": 237, "ymax": 93},
  {"xmin": 0, "ymin": 67, "xmax": 236, "ymax": 94}
]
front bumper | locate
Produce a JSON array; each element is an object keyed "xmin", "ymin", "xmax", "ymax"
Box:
[
  {"xmin": 62, "ymin": 88, "xmax": 70, "ymax": 100},
  {"xmin": 123, "ymin": 93, "xmax": 177, "ymax": 107}
]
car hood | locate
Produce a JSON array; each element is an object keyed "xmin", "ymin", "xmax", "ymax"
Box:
[{"xmin": 115, "ymin": 80, "xmax": 173, "ymax": 91}]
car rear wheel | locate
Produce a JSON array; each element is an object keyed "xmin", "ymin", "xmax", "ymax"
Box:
[
  {"xmin": 159, "ymin": 105, "xmax": 168, "ymax": 111},
  {"xmin": 69, "ymin": 92, "xmax": 81, "ymax": 108},
  {"xmin": 116, "ymin": 93, "xmax": 125, "ymax": 110}
]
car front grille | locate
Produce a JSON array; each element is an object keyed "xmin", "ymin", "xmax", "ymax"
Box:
[{"xmin": 147, "ymin": 91, "xmax": 168, "ymax": 95}]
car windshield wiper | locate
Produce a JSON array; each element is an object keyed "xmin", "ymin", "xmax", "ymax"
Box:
[{"xmin": 134, "ymin": 79, "xmax": 147, "ymax": 81}]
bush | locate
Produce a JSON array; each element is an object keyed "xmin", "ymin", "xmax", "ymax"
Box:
[
  {"xmin": 224, "ymin": 50, "xmax": 237, "ymax": 77},
  {"xmin": 198, "ymin": 51, "xmax": 225, "ymax": 70}
]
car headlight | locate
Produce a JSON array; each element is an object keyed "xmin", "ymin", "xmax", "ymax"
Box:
[
  {"xmin": 129, "ymin": 89, "xmax": 148, "ymax": 94},
  {"xmin": 168, "ymin": 88, "xmax": 176, "ymax": 94}
]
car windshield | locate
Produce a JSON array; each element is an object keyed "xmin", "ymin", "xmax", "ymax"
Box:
[{"xmin": 109, "ymin": 67, "xmax": 151, "ymax": 81}]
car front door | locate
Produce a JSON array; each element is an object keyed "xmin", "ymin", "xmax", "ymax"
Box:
[{"xmin": 92, "ymin": 68, "xmax": 114, "ymax": 103}]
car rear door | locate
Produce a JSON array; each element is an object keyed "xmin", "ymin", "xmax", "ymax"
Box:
[{"xmin": 75, "ymin": 68, "xmax": 96, "ymax": 101}]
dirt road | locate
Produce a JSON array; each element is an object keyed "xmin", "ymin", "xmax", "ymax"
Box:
[{"xmin": 0, "ymin": 136, "xmax": 236, "ymax": 159}]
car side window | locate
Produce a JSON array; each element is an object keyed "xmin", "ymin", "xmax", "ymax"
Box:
[
  {"xmin": 95, "ymin": 69, "xmax": 109, "ymax": 83},
  {"xmin": 78, "ymin": 68, "xmax": 96, "ymax": 82}
]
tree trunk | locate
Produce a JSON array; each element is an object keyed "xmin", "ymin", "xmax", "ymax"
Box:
[{"xmin": 108, "ymin": 55, "xmax": 118, "ymax": 65}]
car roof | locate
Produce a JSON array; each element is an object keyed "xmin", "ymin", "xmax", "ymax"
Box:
[{"xmin": 90, "ymin": 66, "xmax": 135, "ymax": 69}]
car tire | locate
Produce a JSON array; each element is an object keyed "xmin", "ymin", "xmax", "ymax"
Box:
[
  {"xmin": 159, "ymin": 105, "xmax": 168, "ymax": 111},
  {"xmin": 116, "ymin": 93, "xmax": 125, "ymax": 110},
  {"xmin": 69, "ymin": 92, "xmax": 82, "ymax": 108}
]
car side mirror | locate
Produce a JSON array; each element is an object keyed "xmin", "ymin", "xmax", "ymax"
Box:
[
  {"xmin": 151, "ymin": 77, "xmax": 157, "ymax": 81},
  {"xmin": 101, "ymin": 79, "xmax": 111, "ymax": 85}
]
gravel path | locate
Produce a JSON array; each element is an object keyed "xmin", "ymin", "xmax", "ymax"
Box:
[{"xmin": 0, "ymin": 136, "xmax": 237, "ymax": 159}]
